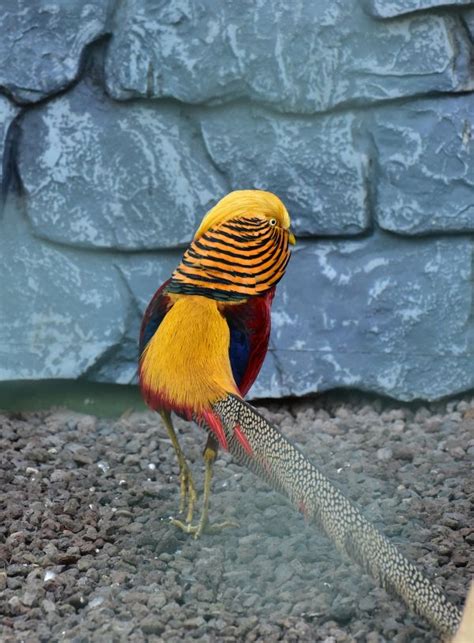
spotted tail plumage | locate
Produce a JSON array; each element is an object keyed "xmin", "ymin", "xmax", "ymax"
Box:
[{"xmin": 210, "ymin": 394, "xmax": 461, "ymax": 638}]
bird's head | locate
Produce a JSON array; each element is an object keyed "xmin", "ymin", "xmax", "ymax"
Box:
[
  {"xmin": 194, "ymin": 189, "xmax": 296, "ymax": 246},
  {"xmin": 168, "ymin": 189, "xmax": 294, "ymax": 301}
]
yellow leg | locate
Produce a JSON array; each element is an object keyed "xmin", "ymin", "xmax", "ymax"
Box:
[
  {"xmin": 160, "ymin": 411, "xmax": 197, "ymax": 523},
  {"xmin": 171, "ymin": 434, "xmax": 239, "ymax": 539}
]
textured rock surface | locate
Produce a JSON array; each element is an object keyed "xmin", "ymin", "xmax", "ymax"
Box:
[
  {"xmin": 262, "ymin": 235, "xmax": 474, "ymax": 401},
  {"xmin": 363, "ymin": 0, "xmax": 474, "ymax": 18},
  {"xmin": 18, "ymin": 80, "xmax": 227, "ymax": 250},
  {"xmin": 105, "ymin": 0, "xmax": 472, "ymax": 111},
  {"xmin": 201, "ymin": 107, "xmax": 369, "ymax": 236},
  {"xmin": 0, "ymin": 0, "xmax": 110, "ymax": 103},
  {"xmin": 0, "ymin": 200, "xmax": 128, "ymax": 380},
  {"xmin": 371, "ymin": 95, "xmax": 474, "ymax": 234}
]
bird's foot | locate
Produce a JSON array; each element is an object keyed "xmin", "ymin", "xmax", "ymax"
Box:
[
  {"xmin": 170, "ymin": 516, "xmax": 239, "ymax": 540},
  {"xmin": 178, "ymin": 464, "xmax": 197, "ymax": 524}
]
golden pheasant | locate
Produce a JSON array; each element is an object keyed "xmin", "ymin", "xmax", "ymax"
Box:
[
  {"xmin": 139, "ymin": 190, "xmax": 293, "ymax": 535},
  {"xmin": 138, "ymin": 189, "xmax": 463, "ymax": 639}
]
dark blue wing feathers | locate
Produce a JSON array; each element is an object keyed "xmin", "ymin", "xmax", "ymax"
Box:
[{"xmin": 228, "ymin": 323, "xmax": 251, "ymax": 389}]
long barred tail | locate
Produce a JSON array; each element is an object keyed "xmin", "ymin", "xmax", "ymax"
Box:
[{"xmin": 211, "ymin": 394, "xmax": 461, "ymax": 638}]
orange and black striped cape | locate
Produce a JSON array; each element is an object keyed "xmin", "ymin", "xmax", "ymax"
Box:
[{"xmin": 167, "ymin": 216, "xmax": 291, "ymax": 301}]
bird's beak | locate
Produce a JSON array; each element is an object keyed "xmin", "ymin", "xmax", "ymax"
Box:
[{"xmin": 288, "ymin": 231, "xmax": 296, "ymax": 246}]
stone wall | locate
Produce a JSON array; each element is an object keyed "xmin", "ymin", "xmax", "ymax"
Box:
[{"xmin": 0, "ymin": 0, "xmax": 473, "ymax": 401}]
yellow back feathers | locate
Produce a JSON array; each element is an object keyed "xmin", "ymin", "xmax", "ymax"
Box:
[
  {"xmin": 194, "ymin": 190, "xmax": 292, "ymax": 240},
  {"xmin": 140, "ymin": 296, "xmax": 239, "ymax": 413}
]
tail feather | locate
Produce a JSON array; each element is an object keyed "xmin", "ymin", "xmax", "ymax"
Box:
[{"xmin": 210, "ymin": 394, "xmax": 462, "ymax": 638}]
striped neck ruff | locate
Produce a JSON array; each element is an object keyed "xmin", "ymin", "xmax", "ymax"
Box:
[{"xmin": 167, "ymin": 216, "xmax": 292, "ymax": 301}]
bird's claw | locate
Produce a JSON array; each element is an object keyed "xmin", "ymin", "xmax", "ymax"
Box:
[
  {"xmin": 204, "ymin": 519, "xmax": 239, "ymax": 535},
  {"xmin": 170, "ymin": 516, "xmax": 239, "ymax": 540}
]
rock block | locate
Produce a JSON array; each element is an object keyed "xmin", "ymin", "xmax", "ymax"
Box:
[
  {"xmin": 17, "ymin": 80, "xmax": 227, "ymax": 250},
  {"xmin": 105, "ymin": 0, "xmax": 471, "ymax": 111},
  {"xmin": 363, "ymin": 0, "xmax": 474, "ymax": 19},
  {"xmin": 371, "ymin": 95, "xmax": 474, "ymax": 234},
  {"xmin": 0, "ymin": 0, "xmax": 110, "ymax": 103},
  {"xmin": 254, "ymin": 233, "xmax": 474, "ymax": 401},
  {"xmin": 0, "ymin": 200, "xmax": 128, "ymax": 381},
  {"xmin": 201, "ymin": 106, "xmax": 369, "ymax": 236}
]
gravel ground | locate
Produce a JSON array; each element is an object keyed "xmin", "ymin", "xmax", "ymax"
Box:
[{"xmin": 0, "ymin": 393, "xmax": 472, "ymax": 642}]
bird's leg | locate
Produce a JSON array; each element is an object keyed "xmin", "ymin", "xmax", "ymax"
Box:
[
  {"xmin": 160, "ymin": 411, "xmax": 197, "ymax": 523},
  {"xmin": 171, "ymin": 434, "xmax": 238, "ymax": 538}
]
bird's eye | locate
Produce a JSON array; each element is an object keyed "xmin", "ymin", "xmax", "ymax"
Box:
[{"xmin": 269, "ymin": 218, "xmax": 277, "ymax": 226}]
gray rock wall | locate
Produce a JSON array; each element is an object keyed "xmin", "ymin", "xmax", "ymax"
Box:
[{"xmin": 1, "ymin": 0, "xmax": 473, "ymax": 402}]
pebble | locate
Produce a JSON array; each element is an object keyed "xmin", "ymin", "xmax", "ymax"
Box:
[
  {"xmin": 21, "ymin": 590, "xmax": 39, "ymax": 607},
  {"xmin": 393, "ymin": 446, "xmax": 413, "ymax": 461},
  {"xmin": 141, "ymin": 617, "xmax": 165, "ymax": 635},
  {"xmin": 376, "ymin": 447, "xmax": 393, "ymax": 461}
]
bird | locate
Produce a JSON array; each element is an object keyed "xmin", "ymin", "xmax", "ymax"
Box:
[
  {"xmin": 139, "ymin": 189, "xmax": 294, "ymax": 536},
  {"xmin": 138, "ymin": 189, "xmax": 463, "ymax": 638}
]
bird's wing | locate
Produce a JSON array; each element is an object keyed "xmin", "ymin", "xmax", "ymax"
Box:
[
  {"xmin": 139, "ymin": 279, "xmax": 173, "ymax": 357},
  {"xmin": 224, "ymin": 288, "xmax": 275, "ymax": 397}
]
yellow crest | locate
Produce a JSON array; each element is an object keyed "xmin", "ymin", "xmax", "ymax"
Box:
[{"xmin": 195, "ymin": 189, "xmax": 293, "ymax": 241}]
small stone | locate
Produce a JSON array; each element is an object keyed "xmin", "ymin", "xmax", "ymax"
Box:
[
  {"xmin": 72, "ymin": 450, "xmax": 93, "ymax": 465},
  {"xmin": 63, "ymin": 498, "xmax": 79, "ymax": 515},
  {"xmin": 68, "ymin": 593, "xmax": 87, "ymax": 609},
  {"xmin": 141, "ymin": 617, "xmax": 165, "ymax": 635},
  {"xmin": 8, "ymin": 596, "xmax": 25, "ymax": 615},
  {"xmin": 441, "ymin": 513, "xmax": 466, "ymax": 530},
  {"xmin": 6, "ymin": 531, "xmax": 25, "ymax": 547},
  {"xmin": 43, "ymin": 543, "xmax": 59, "ymax": 561},
  {"xmin": 359, "ymin": 596, "xmax": 376, "ymax": 612},
  {"xmin": 142, "ymin": 481, "xmax": 168, "ymax": 497},
  {"xmin": 449, "ymin": 446, "xmax": 466, "ymax": 459},
  {"xmin": 184, "ymin": 616, "xmax": 206, "ymax": 629},
  {"xmin": 122, "ymin": 591, "xmax": 150, "ymax": 604},
  {"xmin": 41, "ymin": 599, "xmax": 56, "ymax": 614},
  {"xmin": 21, "ymin": 591, "xmax": 38, "ymax": 607},
  {"xmin": 56, "ymin": 551, "xmax": 80, "ymax": 565},
  {"xmin": 84, "ymin": 526, "xmax": 98, "ymax": 541},
  {"xmin": 49, "ymin": 469, "xmax": 70, "ymax": 482},
  {"xmin": 7, "ymin": 577, "xmax": 23, "ymax": 590},
  {"xmin": 147, "ymin": 592, "xmax": 167, "ymax": 610},
  {"xmin": 328, "ymin": 602, "xmax": 355, "ymax": 624},
  {"xmin": 451, "ymin": 551, "xmax": 468, "ymax": 567},
  {"xmin": 376, "ymin": 447, "xmax": 393, "ymax": 461},
  {"xmin": 393, "ymin": 446, "xmax": 413, "ymax": 462}
]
